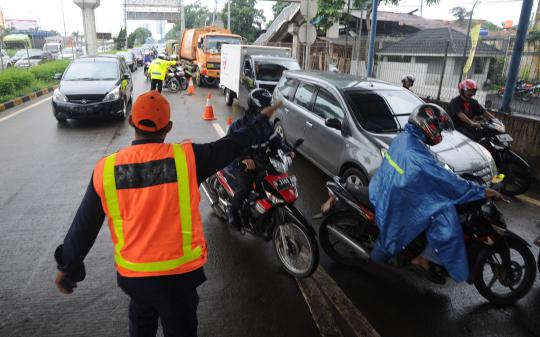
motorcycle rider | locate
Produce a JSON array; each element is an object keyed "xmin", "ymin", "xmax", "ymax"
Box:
[
  {"xmin": 226, "ymin": 89, "xmax": 292, "ymax": 230},
  {"xmin": 369, "ymin": 104, "xmax": 502, "ymax": 283},
  {"xmin": 448, "ymin": 79, "xmax": 495, "ymax": 141},
  {"xmin": 401, "ymin": 74, "xmax": 415, "ymax": 91},
  {"xmin": 149, "ymin": 54, "xmax": 177, "ymax": 93}
]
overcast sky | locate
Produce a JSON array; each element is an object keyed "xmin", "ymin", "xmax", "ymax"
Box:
[{"xmin": 0, "ymin": 0, "xmax": 535, "ymax": 40}]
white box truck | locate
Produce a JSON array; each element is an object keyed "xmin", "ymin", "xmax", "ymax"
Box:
[{"xmin": 220, "ymin": 45, "xmax": 300, "ymax": 109}]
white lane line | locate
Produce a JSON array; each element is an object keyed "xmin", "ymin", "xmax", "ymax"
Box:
[
  {"xmin": 516, "ymin": 195, "xmax": 540, "ymax": 208},
  {"xmin": 212, "ymin": 122, "xmax": 226, "ymax": 137},
  {"xmin": 313, "ymin": 267, "xmax": 380, "ymax": 337},
  {"xmin": 296, "ymin": 273, "xmax": 344, "ymax": 337},
  {"xmin": 0, "ymin": 96, "xmax": 52, "ymax": 123}
]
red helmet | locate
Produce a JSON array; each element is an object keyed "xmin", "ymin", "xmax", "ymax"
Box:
[
  {"xmin": 458, "ymin": 79, "xmax": 478, "ymax": 94},
  {"xmin": 408, "ymin": 104, "xmax": 453, "ymax": 145}
]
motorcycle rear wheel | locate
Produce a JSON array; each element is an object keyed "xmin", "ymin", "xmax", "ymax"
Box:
[
  {"xmin": 167, "ymin": 78, "xmax": 180, "ymax": 93},
  {"xmin": 179, "ymin": 77, "xmax": 188, "ymax": 91},
  {"xmin": 319, "ymin": 211, "xmax": 370, "ymax": 267},
  {"xmin": 272, "ymin": 208, "xmax": 319, "ymax": 278},
  {"xmin": 473, "ymin": 239, "xmax": 536, "ymax": 304}
]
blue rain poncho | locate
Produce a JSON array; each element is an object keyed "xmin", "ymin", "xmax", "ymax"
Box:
[{"xmin": 369, "ymin": 123, "xmax": 486, "ymax": 282}]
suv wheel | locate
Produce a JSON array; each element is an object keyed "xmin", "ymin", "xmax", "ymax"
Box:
[
  {"xmin": 116, "ymin": 99, "xmax": 128, "ymax": 121},
  {"xmin": 225, "ymin": 88, "xmax": 234, "ymax": 106},
  {"xmin": 56, "ymin": 116, "xmax": 67, "ymax": 123},
  {"xmin": 342, "ymin": 167, "xmax": 368, "ymax": 187}
]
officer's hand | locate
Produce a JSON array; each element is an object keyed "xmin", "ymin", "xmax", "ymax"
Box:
[
  {"xmin": 486, "ymin": 188, "xmax": 503, "ymax": 201},
  {"xmin": 261, "ymin": 101, "xmax": 283, "ymax": 119},
  {"xmin": 55, "ymin": 271, "xmax": 74, "ymax": 294},
  {"xmin": 288, "ymin": 152, "xmax": 295, "ymax": 159},
  {"xmin": 242, "ymin": 159, "xmax": 256, "ymax": 171},
  {"xmin": 470, "ymin": 122, "xmax": 481, "ymax": 129}
]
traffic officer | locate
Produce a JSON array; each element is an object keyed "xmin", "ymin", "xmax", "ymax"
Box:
[
  {"xmin": 149, "ymin": 54, "xmax": 177, "ymax": 93},
  {"xmin": 54, "ymin": 91, "xmax": 282, "ymax": 337}
]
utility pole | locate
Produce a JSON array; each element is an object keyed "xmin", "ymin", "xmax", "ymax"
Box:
[
  {"xmin": 501, "ymin": 0, "xmax": 534, "ymax": 112},
  {"xmin": 212, "ymin": 0, "xmax": 217, "ymax": 26},
  {"xmin": 228, "ymin": 1, "xmax": 231, "ymax": 30},
  {"xmin": 180, "ymin": 0, "xmax": 185, "ymax": 33},
  {"xmin": 420, "ymin": 0, "xmax": 423, "ymax": 17},
  {"xmin": 366, "ymin": 0, "xmax": 378, "ymax": 77},
  {"xmin": 124, "ymin": 0, "xmax": 128, "ymax": 49},
  {"xmin": 60, "ymin": 0, "xmax": 73, "ymax": 59}
]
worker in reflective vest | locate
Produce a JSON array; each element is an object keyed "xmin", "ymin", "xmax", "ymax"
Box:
[
  {"xmin": 149, "ymin": 54, "xmax": 177, "ymax": 93},
  {"xmin": 54, "ymin": 91, "xmax": 282, "ymax": 337}
]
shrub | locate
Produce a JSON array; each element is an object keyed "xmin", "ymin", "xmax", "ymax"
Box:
[{"xmin": 29, "ymin": 60, "xmax": 70, "ymax": 82}]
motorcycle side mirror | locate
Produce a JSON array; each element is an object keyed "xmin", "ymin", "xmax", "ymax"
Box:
[
  {"xmin": 53, "ymin": 72, "xmax": 63, "ymax": 80},
  {"xmin": 292, "ymin": 138, "xmax": 304, "ymax": 149},
  {"xmin": 123, "ymin": 73, "xmax": 131, "ymax": 80},
  {"xmin": 325, "ymin": 118, "xmax": 342, "ymax": 130}
]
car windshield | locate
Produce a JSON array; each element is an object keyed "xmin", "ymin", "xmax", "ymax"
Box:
[
  {"xmin": 62, "ymin": 48, "xmax": 75, "ymax": 54},
  {"xmin": 14, "ymin": 49, "xmax": 40, "ymax": 58},
  {"xmin": 63, "ymin": 61, "xmax": 118, "ymax": 81},
  {"xmin": 205, "ymin": 36, "xmax": 240, "ymax": 53},
  {"xmin": 346, "ymin": 90, "xmax": 424, "ymax": 133},
  {"xmin": 45, "ymin": 44, "xmax": 60, "ymax": 52},
  {"xmin": 254, "ymin": 61, "xmax": 300, "ymax": 82}
]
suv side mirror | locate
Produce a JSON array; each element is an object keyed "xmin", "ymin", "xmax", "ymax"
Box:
[
  {"xmin": 325, "ymin": 118, "xmax": 342, "ymax": 130},
  {"xmin": 53, "ymin": 72, "xmax": 63, "ymax": 80}
]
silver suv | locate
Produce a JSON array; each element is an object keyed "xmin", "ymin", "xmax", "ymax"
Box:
[{"xmin": 272, "ymin": 70, "xmax": 496, "ymax": 185}]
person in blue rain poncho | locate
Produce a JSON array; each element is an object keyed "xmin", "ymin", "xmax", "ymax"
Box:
[{"xmin": 369, "ymin": 104, "xmax": 502, "ymax": 283}]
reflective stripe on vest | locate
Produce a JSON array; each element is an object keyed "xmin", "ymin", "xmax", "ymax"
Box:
[
  {"xmin": 102, "ymin": 143, "xmax": 202, "ymax": 272},
  {"xmin": 385, "ymin": 152, "xmax": 404, "ymax": 175}
]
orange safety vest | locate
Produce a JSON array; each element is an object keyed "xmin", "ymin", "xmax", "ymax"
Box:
[{"xmin": 93, "ymin": 141, "xmax": 207, "ymax": 277}]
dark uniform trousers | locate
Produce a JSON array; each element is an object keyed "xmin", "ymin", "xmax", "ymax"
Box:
[{"xmin": 151, "ymin": 79, "xmax": 163, "ymax": 93}]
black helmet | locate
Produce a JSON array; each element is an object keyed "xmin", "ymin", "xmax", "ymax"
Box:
[
  {"xmin": 408, "ymin": 104, "xmax": 453, "ymax": 146},
  {"xmin": 247, "ymin": 88, "xmax": 272, "ymax": 113}
]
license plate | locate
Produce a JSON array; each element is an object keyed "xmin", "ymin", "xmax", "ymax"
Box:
[{"xmin": 496, "ymin": 134, "xmax": 513, "ymax": 142}]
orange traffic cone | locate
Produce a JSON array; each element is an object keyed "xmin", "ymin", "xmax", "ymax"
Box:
[
  {"xmin": 202, "ymin": 94, "xmax": 216, "ymax": 121},
  {"xmin": 226, "ymin": 117, "xmax": 233, "ymax": 125},
  {"xmin": 187, "ymin": 77, "xmax": 195, "ymax": 96}
]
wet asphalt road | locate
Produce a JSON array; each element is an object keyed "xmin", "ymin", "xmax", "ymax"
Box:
[{"xmin": 1, "ymin": 69, "xmax": 539, "ymax": 337}]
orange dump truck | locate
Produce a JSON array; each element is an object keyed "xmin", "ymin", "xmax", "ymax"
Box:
[{"xmin": 180, "ymin": 26, "xmax": 242, "ymax": 87}]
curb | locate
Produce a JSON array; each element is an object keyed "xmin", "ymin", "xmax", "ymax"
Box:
[{"xmin": 0, "ymin": 85, "xmax": 58, "ymax": 112}]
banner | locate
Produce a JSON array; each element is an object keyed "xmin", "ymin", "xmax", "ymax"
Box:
[{"xmin": 463, "ymin": 24, "xmax": 482, "ymax": 75}]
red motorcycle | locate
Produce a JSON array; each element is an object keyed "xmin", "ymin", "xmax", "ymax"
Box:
[{"xmin": 201, "ymin": 139, "xmax": 319, "ymax": 278}]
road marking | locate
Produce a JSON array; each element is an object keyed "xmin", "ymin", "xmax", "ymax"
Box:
[
  {"xmin": 0, "ymin": 96, "xmax": 51, "ymax": 123},
  {"xmin": 516, "ymin": 195, "xmax": 540, "ymax": 208},
  {"xmin": 297, "ymin": 267, "xmax": 380, "ymax": 337},
  {"xmin": 212, "ymin": 122, "xmax": 226, "ymax": 137}
]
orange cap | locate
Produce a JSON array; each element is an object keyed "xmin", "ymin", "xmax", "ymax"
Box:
[{"xmin": 131, "ymin": 91, "xmax": 171, "ymax": 132}]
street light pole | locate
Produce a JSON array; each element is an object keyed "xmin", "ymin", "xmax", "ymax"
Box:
[
  {"xmin": 458, "ymin": 0, "xmax": 480, "ymax": 83},
  {"xmin": 60, "ymin": 0, "xmax": 74, "ymax": 60},
  {"xmin": 228, "ymin": 1, "xmax": 231, "ymax": 30}
]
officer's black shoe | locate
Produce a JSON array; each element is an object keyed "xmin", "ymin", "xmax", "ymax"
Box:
[{"xmin": 228, "ymin": 213, "xmax": 242, "ymax": 231}]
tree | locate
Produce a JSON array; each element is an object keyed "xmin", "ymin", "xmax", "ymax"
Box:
[
  {"xmin": 115, "ymin": 28, "xmax": 127, "ymax": 50},
  {"xmin": 132, "ymin": 27, "xmax": 152, "ymax": 45},
  {"xmin": 450, "ymin": 6, "xmax": 470, "ymax": 22},
  {"xmin": 272, "ymin": 0, "xmax": 289, "ymax": 19},
  {"xmin": 221, "ymin": 0, "xmax": 265, "ymax": 42},
  {"xmin": 127, "ymin": 32, "xmax": 136, "ymax": 48},
  {"xmin": 165, "ymin": 1, "xmax": 212, "ymax": 40}
]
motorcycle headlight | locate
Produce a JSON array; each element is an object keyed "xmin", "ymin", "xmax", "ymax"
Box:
[
  {"xmin": 53, "ymin": 88, "xmax": 67, "ymax": 102},
  {"xmin": 103, "ymin": 86, "xmax": 121, "ymax": 102},
  {"xmin": 478, "ymin": 144, "xmax": 498, "ymax": 178}
]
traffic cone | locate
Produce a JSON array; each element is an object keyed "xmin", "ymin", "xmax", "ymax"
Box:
[
  {"xmin": 202, "ymin": 94, "xmax": 216, "ymax": 121},
  {"xmin": 226, "ymin": 117, "xmax": 233, "ymax": 125},
  {"xmin": 187, "ymin": 77, "xmax": 195, "ymax": 96}
]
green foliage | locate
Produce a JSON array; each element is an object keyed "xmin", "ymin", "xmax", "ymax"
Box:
[
  {"xmin": 221, "ymin": 0, "xmax": 265, "ymax": 42},
  {"xmin": 450, "ymin": 7, "xmax": 470, "ymax": 21},
  {"xmin": 165, "ymin": 1, "xmax": 212, "ymax": 40},
  {"xmin": 528, "ymin": 30, "xmax": 540, "ymax": 42},
  {"xmin": 127, "ymin": 32, "xmax": 136, "ymax": 49},
  {"xmin": 115, "ymin": 28, "xmax": 127, "ymax": 50},
  {"xmin": 0, "ymin": 60, "xmax": 70, "ymax": 103},
  {"xmin": 132, "ymin": 27, "xmax": 152, "ymax": 45},
  {"xmin": 272, "ymin": 0, "xmax": 289, "ymax": 19}
]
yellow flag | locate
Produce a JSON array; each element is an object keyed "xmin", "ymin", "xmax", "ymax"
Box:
[{"xmin": 463, "ymin": 24, "xmax": 482, "ymax": 74}]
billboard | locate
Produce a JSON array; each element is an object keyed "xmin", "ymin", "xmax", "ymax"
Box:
[{"xmin": 5, "ymin": 19, "xmax": 38, "ymax": 30}]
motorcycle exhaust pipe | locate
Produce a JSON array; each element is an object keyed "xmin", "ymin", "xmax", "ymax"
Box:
[
  {"xmin": 200, "ymin": 182, "xmax": 217, "ymax": 205},
  {"xmin": 327, "ymin": 225, "xmax": 370, "ymax": 261}
]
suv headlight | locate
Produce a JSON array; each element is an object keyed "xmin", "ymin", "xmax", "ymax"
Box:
[
  {"xmin": 53, "ymin": 88, "xmax": 67, "ymax": 102},
  {"xmin": 103, "ymin": 86, "xmax": 121, "ymax": 102}
]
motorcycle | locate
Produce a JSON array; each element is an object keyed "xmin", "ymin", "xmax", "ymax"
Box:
[
  {"xmin": 475, "ymin": 118, "xmax": 531, "ymax": 196},
  {"xmin": 201, "ymin": 139, "xmax": 319, "ymax": 278},
  {"xmin": 163, "ymin": 65, "xmax": 188, "ymax": 93},
  {"xmin": 143, "ymin": 61, "xmax": 150, "ymax": 80},
  {"xmin": 498, "ymin": 80, "xmax": 535, "ymax": 101},
  {"xmin": 317, "ymin": 175, "xmax": 536, "ymax": 304}
]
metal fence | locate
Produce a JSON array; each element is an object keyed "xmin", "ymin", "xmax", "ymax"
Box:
[{"xmin": 265, "ymin": 37, "xmax": 540, "ymax": 117}]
